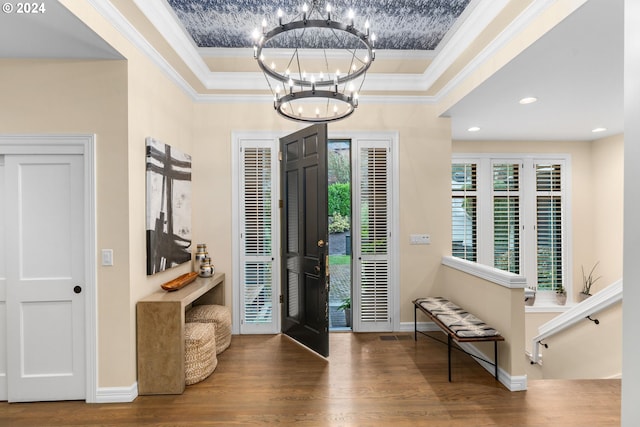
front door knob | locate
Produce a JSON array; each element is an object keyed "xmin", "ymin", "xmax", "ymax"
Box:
[{"xmin": 74, "ymin": 285, "xmax": 82, "ymax": 294}]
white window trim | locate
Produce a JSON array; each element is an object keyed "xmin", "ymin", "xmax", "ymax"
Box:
[
  {"xmin": 330, "ymin": 131, "xmax": 400, "ymax": 332},
  {"xmin": 232, "ymin": 131, "xmax": 283, "ymax": 335},
  {"xmin": 452, "ymin": 153, "xmax": 573, "ymax": 306},
  {"xmin": 232, "ymin": 131, "xmax": 400, "ymax": 333}
]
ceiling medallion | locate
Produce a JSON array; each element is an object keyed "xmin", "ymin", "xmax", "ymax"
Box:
[{"xmin": 252, "ymin": 1, "xmax": 376, "ymax": 123}]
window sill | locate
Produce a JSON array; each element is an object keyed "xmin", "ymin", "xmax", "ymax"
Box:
[
  {"xmin": 525, "ymin": 291, "xmax": 575, "ymax": 312},
  {"xmin": 525, "ymin": 303, "xmax": 574, "ymax": 313}
]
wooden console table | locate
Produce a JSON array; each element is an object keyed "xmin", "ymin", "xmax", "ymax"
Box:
[{"xmin": 137, "ymin": 272, "xmax": 225, "ymax": 395}]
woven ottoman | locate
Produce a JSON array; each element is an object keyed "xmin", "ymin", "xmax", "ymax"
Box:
[
  {"xmin": 186, "ymin": 304, "xmax": 232, "ymax": 354},
  {"xmin": 184, "ymin": 322, "xmax": 217, "ymax": 385}
]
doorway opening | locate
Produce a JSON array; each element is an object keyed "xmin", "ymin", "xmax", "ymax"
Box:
[{"xmin": 328, "ymin": 139, "xmax": 352, "ymax": 330}]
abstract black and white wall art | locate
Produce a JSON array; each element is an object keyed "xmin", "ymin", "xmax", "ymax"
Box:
[
  {"xmin": 145, "ymin": 137, "xmax": 192, "ymax": 275},
  {"xmin": 166, "ymin": 0, "xmax": 471, "ymax": 51}
]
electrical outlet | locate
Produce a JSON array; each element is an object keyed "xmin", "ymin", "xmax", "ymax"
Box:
[{"xmin": 410, "ymin": 234, "xmax": 431, "ymax": 245}]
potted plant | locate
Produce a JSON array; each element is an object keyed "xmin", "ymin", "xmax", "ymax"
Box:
[
  {"xmin": 338, "ymin": 297, "xmax": 351, "ymax": 327},
  {"xmin": 555, "ymin": 286, "xmax": 567, "ymax": 305},
  {"xmin": 580, "ymin": 262, "xmax": 600, "ymax": 301}
]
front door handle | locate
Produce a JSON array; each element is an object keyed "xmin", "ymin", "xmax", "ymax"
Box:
[{"xmin": 74, "ymin": 285, "xmax": 82, "ymax": 294}]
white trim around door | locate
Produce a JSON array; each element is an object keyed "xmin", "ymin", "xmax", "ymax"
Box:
[
  {"xmin": 0, "ymin": 135, "xmax": 97, "ymax": 403},
  {"xmin": 231, "ymin": 130, "xmax": 400, "ymax": 335}
]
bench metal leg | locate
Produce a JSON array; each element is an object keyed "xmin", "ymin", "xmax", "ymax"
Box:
[
  {"xmin": 494, "ymin": 341, "xmax": 498, "ymax": 380},
  {"xmin": 448, "ymin": 334, "xmax": 452, "ymax": 382},
  {"xmin": 414, "ymin": 304, "xmax": 417, "ymax": 341}
]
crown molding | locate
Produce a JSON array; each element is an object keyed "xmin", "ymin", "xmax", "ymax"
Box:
[
  {"xmin": 131, "ymin": 0, "xmax": 212, "ymax": 78},
  {"xmin": 86, "ymin": 0, "xmax": 197, "ymax": 99},
  {"xmin": 417, "ymin": 0, "xmax": 510, "ymax": 91},
  {"xmin": 199, "ymin": 47, "xmax": 436, "ymax": 61},
  {"xmin": 433, "ymin": 0, "xmax": 559, "ymax": 106},
  {"xmin": 90, "ymin": 0, "xmax": 565, "ymax": 105},
  {"xmin": 194, "ymin": 93, "xmax": 434, "ymax": 105},
  {"xmin": 116, "ymin": 0, "xmax": 511, "ymax": 94}
]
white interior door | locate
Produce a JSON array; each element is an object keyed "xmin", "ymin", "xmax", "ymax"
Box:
[{"xmin": 4, "ymin": 154, "xmax": 86, "ymax": 402}]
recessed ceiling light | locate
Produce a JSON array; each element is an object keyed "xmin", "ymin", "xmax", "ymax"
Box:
[
  {"xmin": 467, "ymin": 126, "xmax": 481, "ymax": 132},
  {"xmin": 519, "ymin": 97, "xmax": 538, "ymax": 105},
  {"xmin": 592, "ymin": 127, "xmax": 607, "ymax": 133}
]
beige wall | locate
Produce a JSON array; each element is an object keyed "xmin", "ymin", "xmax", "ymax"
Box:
[
  {"xmin": 591, "ymin": 134, "xmax": 624, "ymax": 289},
  {"xmin": 192, "ymin": 101, "xmax": 453, "ymax": 321},
  {"xmin": 540, "ymin": 303, "xmax": 622, "ymax": 379},
  {"xmin": 431, "ymin": 265, "xmax": 526, "ymax": 378},
  {"xmin": 0, "ymin": 59, "xmax": 132, "ymax": 386}
]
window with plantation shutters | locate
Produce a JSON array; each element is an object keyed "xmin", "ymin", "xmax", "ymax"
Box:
[
  {"xmin": 356, "ymin": 142, "xmax": 392, "ymax": 330},
  {"xmin": 452, "ymin": 163, "xmax": 477, "ymax": 262},
  {"xmin": 451, "ymin": 155, "xmax": 569, "ymax": 302},
  {"xmin": 492, "ymin": 162, "xmax": 520, "ymax": 274},
  {"xmin": 239, "ymin": 143, "xmax": 277, "ymax": 333},
  {"xmin": 535, "ymin": 163, "xmax": 564, "ymax": 291}
]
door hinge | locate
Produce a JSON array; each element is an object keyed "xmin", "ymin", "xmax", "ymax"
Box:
[
  {"xmin": 278, "ymin": 151, "xmax": 283, "ymax": 161},
  {"xmin": 279, "ymin": 199, "xmax": 283, "ymax": 208},
  {"xmin": 279, "ymin": 294, "xmax": 284, "ymax": 303}
]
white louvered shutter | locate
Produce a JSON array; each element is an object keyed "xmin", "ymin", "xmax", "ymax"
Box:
[
  {"xmin": 535, "ymin": 162, "xmax": 564, "ymax": 292},
  {"xmin": 240, "ymin": 143, "xmax": 277, "ymax": 333},
  {"xmin": 492, "ymin": 162, "xmax": 520, "ymax": 274},
  {"xmin": 451, "ymin": 163, "xmax": 477, "ymax": 262},
  {"xmin": 355, "ymin": 141, "xmax": 392, "ymax": 331}
]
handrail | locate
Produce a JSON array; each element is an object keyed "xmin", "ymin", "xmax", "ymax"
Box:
[{"xmin": 530, "ymin": 279, "xmax": 623, "ymax": 364}]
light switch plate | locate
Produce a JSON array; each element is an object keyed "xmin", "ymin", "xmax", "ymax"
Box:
[
  {"xmin": 410, "ymin": 234, "xmax": 431, "ymax": 245},
  {"xmin": 102, "ymin": 249, "xmax": 114, "ymax": 266}
]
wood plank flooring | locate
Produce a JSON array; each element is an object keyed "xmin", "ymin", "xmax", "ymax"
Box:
[{"xmin": 1, "ymin": 333, "xmax": 620, "ymax": 426}]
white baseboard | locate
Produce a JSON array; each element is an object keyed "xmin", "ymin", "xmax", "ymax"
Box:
[
  {"xmin": 401, "ymin": 321, "xmax": 528, "ymax": 392},
  {"xmin": 399, "ymin": 321, "xmax": 441, "ymax": 333},
  {"xmin": 94, "ymin": 382, "xmax": 138, "ymax": 403}
]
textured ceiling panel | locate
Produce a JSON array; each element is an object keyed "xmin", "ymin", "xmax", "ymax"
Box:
[{"xmin": 167, "ymin": 0, "xmax": 471, "ymax": 50}]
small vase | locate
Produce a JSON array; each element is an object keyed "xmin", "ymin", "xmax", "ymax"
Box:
[
  {"xmin": 556, "ymin": 293, "xmax": 567, "ymax": 305},
  {"xmin": 194, "ymin": 244, "xmax": 208, "ymax": 264},
  {"xmin": 198, "ymin": 258, "xmax": 215, "ymax": 277}
]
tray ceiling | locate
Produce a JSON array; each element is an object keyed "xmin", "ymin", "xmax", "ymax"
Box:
[{"xmin": 166, "ymin": 0, "xmax": 472, "ymax": 50}]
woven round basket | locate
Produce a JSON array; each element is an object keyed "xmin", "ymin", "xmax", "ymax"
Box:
[
  {"xmin": 186, "ymin": 304, "xmax": 232, "ymax": 354},
  {"xmin": 184, "ymin": 322, "xmax": 217, "ymax": 385}
]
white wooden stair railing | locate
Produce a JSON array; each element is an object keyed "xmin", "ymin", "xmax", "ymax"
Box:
[{"xmin": 530, "ymin": 279, "xmax": 623, "ymax": 364}]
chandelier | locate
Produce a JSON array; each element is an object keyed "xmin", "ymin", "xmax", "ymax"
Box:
[{"xmin": 252, "ymin": 1, "xmax": 376, "ymax": 123}]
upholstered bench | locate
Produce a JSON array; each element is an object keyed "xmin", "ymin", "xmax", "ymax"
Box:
[
  {"xmin": 413, "ymin": 296, "xmax": 504, "ymax": 381},
  {"xmin": 184, "ymin": 322, "xmax": 217, "ymax": 385},
  {"xmin": 186, "ymin": 304, "xmax": 232, "ymax": 354}
]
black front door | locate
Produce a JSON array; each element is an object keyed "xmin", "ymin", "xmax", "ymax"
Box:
[{"xmin": 280, "ymin": 124, "xmax": 329, "ymax": 357}]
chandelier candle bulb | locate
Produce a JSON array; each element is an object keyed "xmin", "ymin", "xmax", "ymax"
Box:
[
  {"xmin": 348, "ymin": 9, "xmax": 355, "ymax": 26},
  {"xmin": 326, "ymin": 4, "xmax": 331, "ymax": 20},
  {"xmin": 278, "ymin": 8, "xmax": 283, "ymax": 26}
]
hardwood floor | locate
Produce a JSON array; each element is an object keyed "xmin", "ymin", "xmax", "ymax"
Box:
[{"xmin": 1, "ymin": 333, "xmax": 620, "ymax": 426}]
